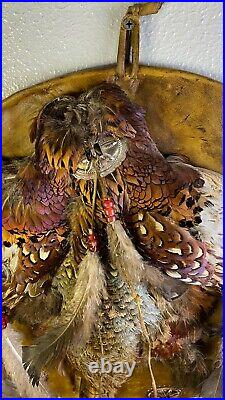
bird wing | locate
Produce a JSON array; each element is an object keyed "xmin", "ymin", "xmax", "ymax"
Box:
[
  {"xmin": 2, "ymin": 158, "xmax": 71, "ymax": 306},
  {"xmin": 128, "ymin": 210, "xmax": 217, "ymax": 288}
]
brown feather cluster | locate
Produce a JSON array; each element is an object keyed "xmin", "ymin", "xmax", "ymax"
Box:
[{"xmin": 2, "ymin": 83, "xmax": 222, "ymax": 397}]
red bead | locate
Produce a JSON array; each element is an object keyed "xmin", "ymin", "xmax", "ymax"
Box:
[
  {"xmin": 87, "ymin": 231, "xmax": 98, "ymax": 252},
  {"xmin": 105, "ymin": 209, "xmax": 115, "ymax": 217},
  {"xmin": 103, "ymin": 198, "xmax": 116, "ymax": 223},
  {"xmin": 2, "ymin": 314, "xmax": 9, "ymax": 330},
  {"xmin": 103, "ymin": 198, "xmax": 114, "ymax": 209}
]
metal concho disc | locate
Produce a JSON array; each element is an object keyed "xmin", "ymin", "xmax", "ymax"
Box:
[{"xmin": 74, "ymin": 137, "xmax": 128, "ymax": 180}]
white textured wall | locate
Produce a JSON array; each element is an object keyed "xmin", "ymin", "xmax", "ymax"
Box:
[{"xmin": 3, "ymin": 2, "xmax": 223, "ymax": 98}]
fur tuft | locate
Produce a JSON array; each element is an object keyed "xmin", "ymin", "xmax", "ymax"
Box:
[{"xmin": 107, "ymin": 220, "xmax": 144, "ymax": 285}]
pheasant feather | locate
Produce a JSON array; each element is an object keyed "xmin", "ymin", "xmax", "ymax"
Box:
[
  {"xmin": 2, "ymin": 83, "xmax": 222, "ymax": 397},
  {"xmin": 22, "ymin": 250, "xmax": 106, "ymax": 386},
  {"xmin": 107, "ymin": 220, "xmax": 144, "ymax": 285}
]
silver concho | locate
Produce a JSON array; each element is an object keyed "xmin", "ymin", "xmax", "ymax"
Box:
[{"xmin": 74, "ymin": 137, "xmax": 128, "ymax": 180}]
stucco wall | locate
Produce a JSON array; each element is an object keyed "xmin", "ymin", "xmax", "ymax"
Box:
[{"xmin": 3, "ymin": 2, "xmax": 223, "ymax": 98}]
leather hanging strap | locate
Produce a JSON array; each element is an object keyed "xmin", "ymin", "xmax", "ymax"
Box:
[{"xmin": 116, "ymin": 2, "xmax": 163, "ymax": 82}]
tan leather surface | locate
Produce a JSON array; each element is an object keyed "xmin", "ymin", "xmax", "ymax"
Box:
[{"xmin": 3, "ymin": 65, "xmax": 222, "ymax": 173}]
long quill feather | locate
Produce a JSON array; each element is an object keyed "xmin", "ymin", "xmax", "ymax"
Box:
[{"xmin": 22, "ymin": 251, "xmax": 106, "ymax": 386}]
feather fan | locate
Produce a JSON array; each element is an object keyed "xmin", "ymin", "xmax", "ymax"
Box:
[{"xmin": 22, "ymin": 250, "xmax": 106, "ymax": 386}]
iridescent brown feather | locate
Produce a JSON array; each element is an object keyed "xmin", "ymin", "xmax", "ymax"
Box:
[{"xmin": 2, "ymin": 83, "xmax": 222, "ymax": 397}]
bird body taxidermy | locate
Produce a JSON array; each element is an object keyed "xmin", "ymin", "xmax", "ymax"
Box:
[{"xmin": 2, "ymin": 83, "xmax": 222, "ymax": 397}]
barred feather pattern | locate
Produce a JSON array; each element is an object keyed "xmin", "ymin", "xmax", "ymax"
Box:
[
  {"xmin": 2, "ymin": 83, "xmax": 222, "ymax": 397},
  {"xmin": 66, "ymin": 265, "xmax": 162, "ymax": 396},
  {"xmin": 22, "ymin": 250, "xmax": 107, "ymax": 386},
  {"xmin": 60, "ymin": 250, "xmax": 107, "ymax": 341}
]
